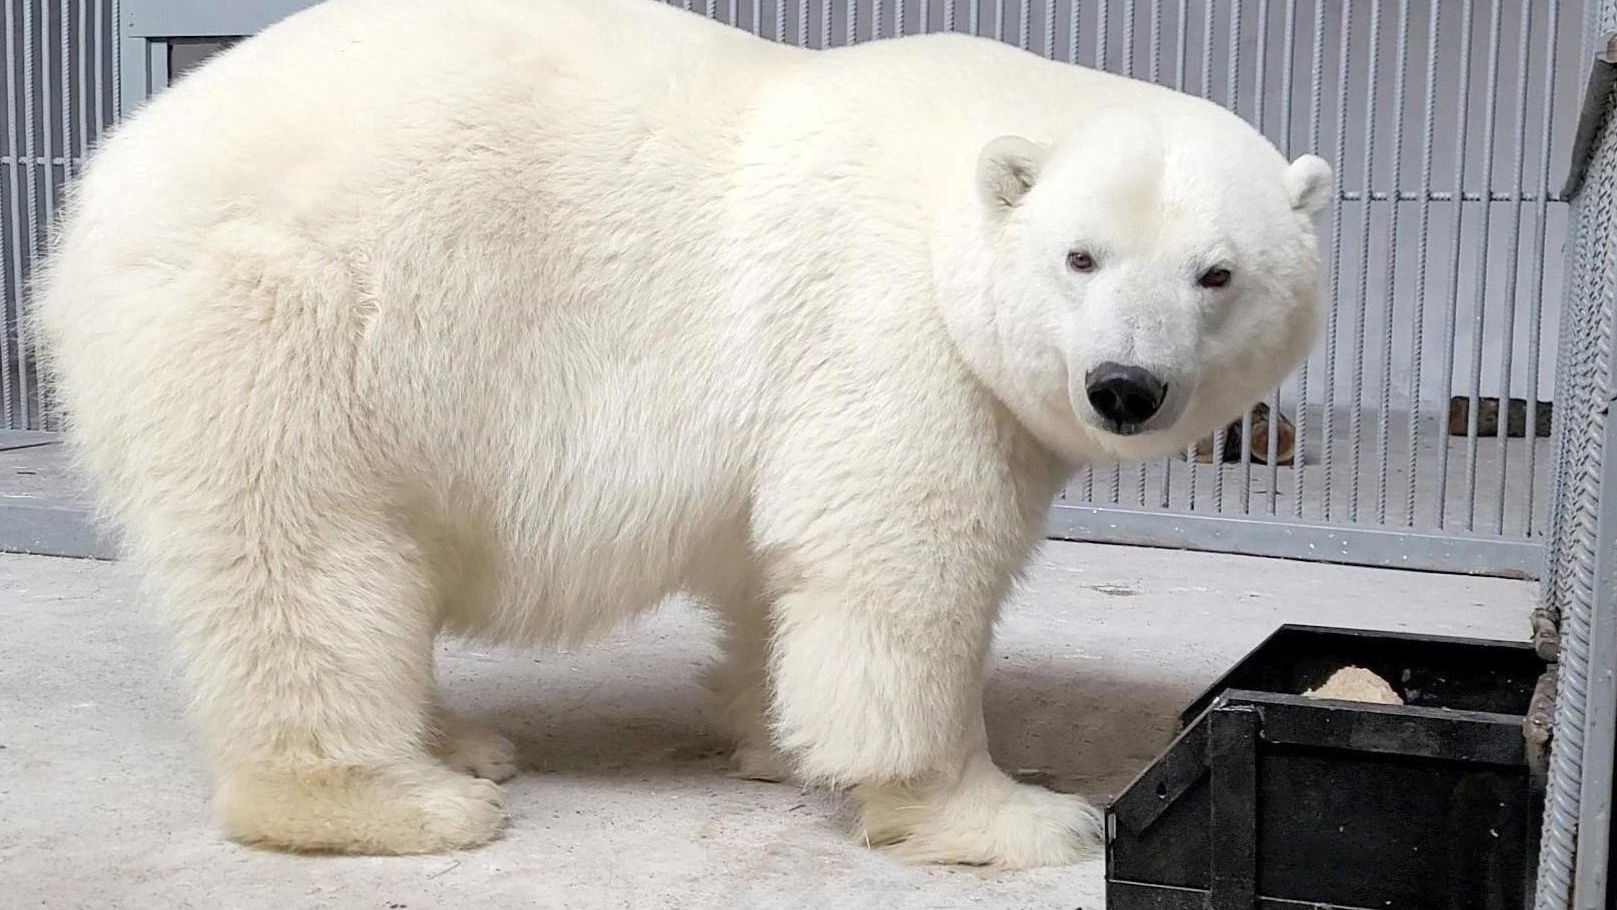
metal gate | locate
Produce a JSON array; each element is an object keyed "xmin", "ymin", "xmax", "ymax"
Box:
[{"xmin": 0, "ymin": 0, "xmax": 1591, "ymax": 578}]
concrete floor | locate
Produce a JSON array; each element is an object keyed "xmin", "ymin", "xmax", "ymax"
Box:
[{"xmin": 0, "ymin": 540, "xmax": 1535, "ymax": 910}]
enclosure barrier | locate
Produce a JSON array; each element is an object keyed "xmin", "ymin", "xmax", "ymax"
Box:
[
  {"xmin": 0, "ymin": 0, "xmax": 1612, "ymax": 904},
  {"xmin": 1535, "ymin": 5, "xmax": 1616, "ymax": 907},
  {"xmin": 1, "ymin": 0, "xmax": 1584, "ymax": 578}
]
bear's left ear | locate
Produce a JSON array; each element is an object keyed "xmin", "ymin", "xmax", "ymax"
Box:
[
  {"xmin": 1284, "ymin": 154, "xmax": 1333, "ymax": 216},
  {"xmin": 977, "ymin": 135, "xmax": 1049, "ymax": 214}
]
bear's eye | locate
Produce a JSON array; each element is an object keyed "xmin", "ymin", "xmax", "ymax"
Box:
[
  {"xmin": 1067, "ymin": 250, "xmax": 1096, "ymax": 273},
  {"xmin": 1198, "ymin": 267, "xmax": 1232, "ymax": 288}
]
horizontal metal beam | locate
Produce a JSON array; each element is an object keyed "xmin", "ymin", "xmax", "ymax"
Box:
[
  {"xmin": 121, "ymin": 0, "xmax": 318, "ymax": 38},
  {"xmin": 1, "ymin": 497, "xmax": 1545, "ymax": 576},
  {"xmin": 1047, "ymin": 504, "xmax": 1543, "ymax": 579}
]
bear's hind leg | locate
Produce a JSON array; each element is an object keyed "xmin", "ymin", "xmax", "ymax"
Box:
[
  {"xmin": 157, "ymin": 507, "xmax": 508, "ymax": 855},
  {"xmin": 701, "ymin": 583, "xmax": 792, "ymax": 783}
]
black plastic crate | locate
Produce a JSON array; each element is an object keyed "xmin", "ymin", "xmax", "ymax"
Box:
[{"xmin": 1105, "ymin": 624, "xmax": 1549, "ymax": 910}]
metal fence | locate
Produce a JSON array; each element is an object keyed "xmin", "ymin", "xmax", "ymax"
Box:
[
  {"xmin": 1535, "ymin": 5, "xmax": 1616, "ymax": 906},
  {"xmin": 0, "ymin": 0, "xmax": 1589, "ymax": 578},
  {"xmin": 1, "ymin": 0, "xmax": 118, "ymax": 432}
]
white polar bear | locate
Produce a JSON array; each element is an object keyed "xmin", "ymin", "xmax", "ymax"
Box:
[{"xmin": 33, "ymin": 0, "xmax": 1330, "ymax": 868}]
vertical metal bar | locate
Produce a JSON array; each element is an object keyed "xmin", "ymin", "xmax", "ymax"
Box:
[
  {"xmin": 1018, "ymin": 0, "xmax": 1029, "ymax": 48},
  {"xmin": 947, "ymin": 0, "xmax": 957, "ymax": 33},
  {"xmin": 1189, "ymin": 0, "xmax": 1217, "ymax": 513},
  {"xmin": 117, "ymin": 35, "xmax": 146, "ymax": 116},
  {"xmin": 1297, "ymin": 0, "xmax": 1326, "ymax": 521},
  {"xmin": 1173, "ymin": 0, "xmax": 1187, "ymax": 89},
  {"xmin": 1487, "ymin": 1, "xmax": 1534, "ymax": 535},
  {"xmin": 1122, "ymin": 0, "xmax": 1135, "ymax": 75},
  {"xmin": 1231, "ymin": 0, "xmax": 1250, "ymax": 514},
  {"xmin": 919, "ymin": 0, "xmax": 929, "ymax": 33},
  {"xmin": 110, "ymin": 0, "xmax": 119, "ymax": 119},
  {"xmin": 2, "ymin": 0, "xmax": 23, "ymax": 429},
  {"xmin": 1044, "ymin": 0, "xmax": 1055, "ymax": 58},
  {"xmin": 1407, "ymin": 0, "xmax": 1442, "ymax": 527},
  {"xmin": 1199, "ymin": 0, "xmax": 1212, "ymax": 99},
  {"xmin": 704, "ymin": 0, "xmax": 715, "ymax": 21},
  {"xmin": 1572, "ymin": 360, "xmax": 1617, "ymax": 910},
  {"xmin": 61, "ymin": 0, "xmax": 73, "ymax": 185},
  {"xmin": 1251, "ymin": 0, "xmax": 1267, "ymax": 127},
  {"xmin": 874, "ymin": 0, "xmax": 883, "ymax": 38},
  {"xmin": 1152, "ymin": 0, "xmax": 1175, "ymax": 510},
  {"xmin": 1266, "ymin": 0, "xmax": 1297, "ymax": 515},
  {"xmin": 77, "ymin": 0, "xmax": 90, "ymax": 172},
  {"xmin": 1259, "ymin": 0, "xmax": 1282, "ymax": 515},
  {"xmin": 894, "ymin": 0, "xmax": 903, "ymax": 36},
  {"xmin": 1226, "ymin": 0, "xmax": 1239, "ymax": 113},
  {"xmin": 146, "ymin": 38, "xmax": 168, "ymax": 94},
  {"xmin": 1521, "ymin": 0, "xmax": 1563, "ymax": 537},
  {"xmin": 1346, "ymin": 2, "xmax": 1382, "ymax": 524},
  {"xmin": 1460, "ymin": 0, "xmax": 1505, "ymax": 532},
  {"xmin": 819, "ymin": 0, "xmax": 830, "ymax": 43},
  {"xmin": 1103, "ymin": 0, "xmax": 1124, "ymax": 512},
  {"xmin": 1098, "ymin": 0, "xmax": 1109, "ymax": 71},
  {"xmin": 20, "ymin": 0, "xmax": 41, "ymax": 430},
  {"xmin": 1320, "ymin": 0, "xmax": 1352, "ymax": 523},
  {"xmin": 93, "ymin": 0, "xmax": 105, "ymax": 133},
  {"xmin": 991, "ymin": 0, "xmax": 1002, "ymax": 41},
  {"xmin": 1147, "ymin": 0, "xmax": 1161, "ymax": 84},
  {"xmin": 1433, "ymin": 0, "xmax": 1476, "ymax": 530},
  {"xmin": 1373, "ymin": 4, "xmax": 1409, "ymax": 526}
]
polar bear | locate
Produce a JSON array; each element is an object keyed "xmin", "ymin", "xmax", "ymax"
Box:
[{"xmin": 33, "ymin": 0, "xmax": 1330, "ymax": 869}]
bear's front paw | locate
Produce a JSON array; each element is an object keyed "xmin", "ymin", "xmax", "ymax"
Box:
[
  {"xmin": 436, "ymin": 720, "xmax": 520, "ymax": 783},
  {"xmin": 728, "ymin": 744, "xmax": 792, "ymax": 783},
  {"xmin": 857, "ymin": 768, "xmax": 1102, "ymax": 869}
]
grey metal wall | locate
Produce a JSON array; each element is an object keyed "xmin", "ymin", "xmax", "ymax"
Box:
[{"xmin": 15, "ymin": 0, "xmax": 1591, "ymax": 575}]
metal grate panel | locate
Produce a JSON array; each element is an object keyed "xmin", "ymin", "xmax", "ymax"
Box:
[{"xmin": 2, "ymin": 0, "xmax": 118, "ymax": 431}]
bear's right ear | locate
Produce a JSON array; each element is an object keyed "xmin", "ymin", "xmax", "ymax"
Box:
[
  {"xmin": 1284, "ymin": 154, "xmax": 1333, "ymax": 216},
  {"xmin": 977, "ymin": 135, "xmax": 1048, "ymax": 214}
]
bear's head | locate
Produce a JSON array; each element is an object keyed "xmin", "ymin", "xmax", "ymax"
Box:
[{"xmin": 948, "ymin": 103, "xmax": 1331, "ymax": 466}]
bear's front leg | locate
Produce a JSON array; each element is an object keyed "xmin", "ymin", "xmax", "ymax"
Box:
[{"xmin": 761, "ymin": 524, "xmax": 1102, "ymax": 868}]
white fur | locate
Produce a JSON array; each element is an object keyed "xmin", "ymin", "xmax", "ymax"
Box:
[{"xmin": 31, "ymin": 0, "xmax": 1329, "ymax": 867}]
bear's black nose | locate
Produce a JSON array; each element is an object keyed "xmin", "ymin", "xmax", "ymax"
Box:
[{"xmin": 1085, "ymin": 363, "xmax": 1167, "ymax": 428}]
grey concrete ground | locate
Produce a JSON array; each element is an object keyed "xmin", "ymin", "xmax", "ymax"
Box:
[{"xmin": 0, "ymin": 539, "xmax": 1534, "ymax": 910}]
